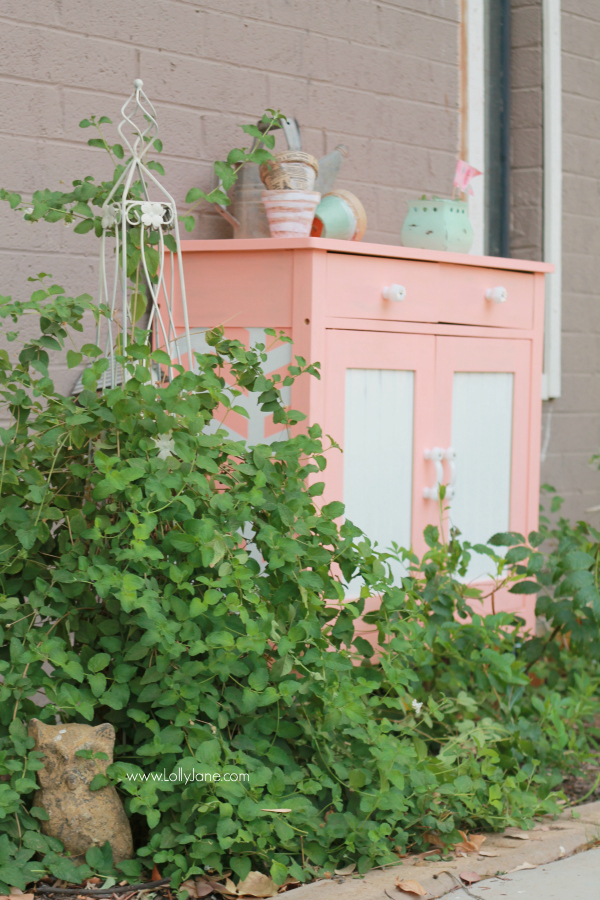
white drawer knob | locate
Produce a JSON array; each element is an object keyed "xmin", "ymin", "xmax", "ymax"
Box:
[
  {"xmin": 486, "ymin": 286, "xmax": 507, "ymax": 304},
  {"xmin": 383, "ymin": 284, "xmax": 406, "ymax": 302}
]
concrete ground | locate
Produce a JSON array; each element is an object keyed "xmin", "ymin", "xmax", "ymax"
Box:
[
  {"xmin": 284, "ymin": 801, "xmax": 600, "ymax": 900},
  {"xmin": 439, "ymin": 847, "xmax": 600, "ymax": 898}
]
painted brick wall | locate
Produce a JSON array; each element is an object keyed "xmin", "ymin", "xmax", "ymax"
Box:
[
  {"xmin": 543, "ymin": 2, "xmax": 600, "ymax": 521},
  {"xmin": 510, "ymin": 0, "xmax": 543, "ymax": 262},
  {"xmin": 0, "ymin": 0, "xmax": 460, "ymax": 399},
  {"xmin": 510, "ymin": 1, "xmax": 600, "ymax": 522}
]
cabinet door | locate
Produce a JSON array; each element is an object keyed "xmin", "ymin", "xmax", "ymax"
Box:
[
  {"xmin": 323, "ymin": 330, "xmax": 436, "ymax": 568},
  {"xmin": 433, "ymin": 336, "xmax": 532, "ymax": 584}
]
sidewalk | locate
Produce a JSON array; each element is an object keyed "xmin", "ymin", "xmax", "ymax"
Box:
[
  {"xmin": 439, "ymin": 847, "xmax": 600, "ymax": 898},
  {"xmin": 283, "ymin": 802, "xmax": 600, "ymax": 900}
]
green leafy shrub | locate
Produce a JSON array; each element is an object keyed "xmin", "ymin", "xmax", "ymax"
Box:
[
  {"xmin": 0, "ymin": 105, "xmax": 598, "ymax": 894},
  {"xmin": 0, "ymin": 281, "xmax": 572, "ymax": 890}
]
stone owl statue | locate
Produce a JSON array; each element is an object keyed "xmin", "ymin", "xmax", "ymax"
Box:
[{"xmin": 28, "ymin": 719, "xmax": 133, "ymax": 864}]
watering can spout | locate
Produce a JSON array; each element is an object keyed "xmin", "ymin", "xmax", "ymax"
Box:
[{"xmin": 315, "ymin": 145, "xmax": 349, "ymax": 196}]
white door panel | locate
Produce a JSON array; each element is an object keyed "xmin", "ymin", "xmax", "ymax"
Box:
[
  {"xmin": 449, "ymin": 372, "xmax": 514, "ymax": 579},
  {"xmin": 344, "ymin": 369, "xmax": 414, "ymax": 589}
]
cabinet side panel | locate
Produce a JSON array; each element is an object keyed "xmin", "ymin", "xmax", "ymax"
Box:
[
  {"xmin": 181, "ymin": 250, "xmax": 293, "ymax": 328},
  {"xmin": 528, "ymin": 272, "xmax": 545, "ymax": 532},
  {"xmin": 290, "ymin": 249, "xmax": 328, "ymax": 433}
]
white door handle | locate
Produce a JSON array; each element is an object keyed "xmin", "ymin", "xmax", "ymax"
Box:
[
  {"xmin": 424, "ymin": 447, "xmax": 456, "ymax": 500},
  {"xmin": 383, "ymin": 284, "xmax": 406, "ymax": 302},
  {"xmin": 485, "ymin": 286, "xmax": 507, "ymax": 304}
]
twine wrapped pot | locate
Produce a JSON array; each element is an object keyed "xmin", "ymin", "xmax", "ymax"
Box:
[
  {"xmin": 260, "ymin": 151, "xmax": 319, "ymax": 191},
  {"xmin": 261, "ymin": 190, "xmax": 321, "ymax": 238}
]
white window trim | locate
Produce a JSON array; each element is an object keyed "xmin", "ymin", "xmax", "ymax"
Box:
[
  {"xmin": 542, "ymin": 0, "xmax": 562, "ymax": 400},
  {"xmin": 465, "ymin": 0, "xmax": 486, "ymax": 257}
]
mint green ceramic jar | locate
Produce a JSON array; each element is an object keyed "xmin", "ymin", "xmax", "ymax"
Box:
[{"xmin": 400, "ymin": 198, "xmax": 474, "ymax": 253}]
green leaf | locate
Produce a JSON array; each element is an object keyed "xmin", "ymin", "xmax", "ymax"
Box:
[
  {"xmin": 163, "ymin": 233, "xmax": 177, "ymax": 254},
  {"xmin": 74, "ymin": 218, "xmax": 95, "ymax": 234},
  {"xmin": 88, "ymin": 672, "xmax": 107, "ymax": 697},
  {"xmin": 88, "ymin": 652, "xmax": 111, "ymax": 673},
  {"xmin": 270, "ymin": 861, "xmax": 288, "ymax": 885},
  {"xmin": 0, "ymin": 863, "xmax": 26, "ymax": 889},
  {"xmin": 44, "ymin": 852, "xmax": 91, "ymax": 883},
  {"xmin": 181, "ymin": 214, "xmax": 196, "ymax": 232},
  {"xmin": 508, "ymin": 581, "xmax": 540, "ymax": 595},
  {"xmin": 130, "ymin": 293, "xmax": 147, "ymax": 323},
  {"xmin": 89, "ymin": 774, "xmax": 110, "ymax": 791},
  {"xmin": 150, "ymin": 349, "xmax": 172, "ymax": 365},
  {"xmin": 81, "ymin": 343, "xmax": 102, "ymax": 357},
  {"xmin": 67, "ymin": 350, "xmax": 83, "ymax": 369},
  {"xmin": 185, "ymin": 188, "xmax": 205, "ymax": 204}
]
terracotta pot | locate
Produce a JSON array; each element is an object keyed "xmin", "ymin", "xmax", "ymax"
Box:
[
  {"xmin": 310, "ymin": 189, "xmax": 367, "ymax": 241},
  {"xmin": 260, "ymin": 151, "xmax": 319, "ymax": 191},
  {"xmin": 261, "ymin": 190, "xmax": 321, "ymax": 238}
]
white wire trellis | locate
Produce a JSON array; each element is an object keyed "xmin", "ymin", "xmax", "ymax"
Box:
[{"xmin": 97, "ymin": 79, "xmax": 193, "ymax": 390}]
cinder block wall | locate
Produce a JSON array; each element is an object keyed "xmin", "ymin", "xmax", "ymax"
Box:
[
  {"xmin": 549, "ymin": 2, "xmax": 600, "ymax": 520},
  {"xmin": 511, "ymin": 1, "xmax": 600, "ymax": 521},
  {"xmin": 510, "ymin": 0, "xmax": 543, "ymax": 262},
  {"xmin": 0, "ymin": 0, "xmax": 460, "ymax": 398}
]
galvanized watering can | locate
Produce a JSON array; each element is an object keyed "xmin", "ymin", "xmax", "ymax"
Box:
[{"xmin": 216, "ymin": 117, "xmax": 348, "ymax": 239}]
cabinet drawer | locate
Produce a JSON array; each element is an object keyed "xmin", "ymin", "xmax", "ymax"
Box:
[
  {"xmin": 326, "ymin": 252, "xmax": 442, "ymax": 323},
  {"xmin": 326, "ymin": 252, "xmax": 535, "ymax": 330},
  {"xmin": 437, "ymin": 263, "xmax": 535, "ymax": 329}
]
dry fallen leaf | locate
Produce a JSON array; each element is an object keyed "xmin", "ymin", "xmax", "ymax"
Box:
[
  {"xmin": 459, "ymin": 872, "xmax": 482, "ymax": 885},
  {"xmin": 508, "ymin": 862, "xmax": 537, "ymax": 873},
  {"xmin": 423, "ymin": 831, "xmax": 445, "ymax": 849},
  {"xmin": 152, "ymin": 864, "xmax": 162, "ymax": 881},
  {"xmin": 502, "ymin": 831, "xmax": 529, "ymax": 840},
  {"xmin": 478, "ymin": 851, "xmax": 499, "ymax": 858},
  {"xmin": 334, "ymin": 864, "xmax": 356, "ymax": 876},
  {"xmin": 454, "ymin": 831, "xmax": 487, "ymax": 853},
  {"xmin": 235, "ymin": 873, "xmax": 279, "ymax": 899},
  {"xmin": 195, "ymin": 884, "xmax": 218, "ymax": 899},
  {"xmin": 276, "ymin": 877, "xmax": 300, "ymax": 893},
  {"xmin": 395, "ymin": 877, "xmax": 428, "ymax": 896},
  {"xmin": 180, "ymin": 881, "xmax": 198, "ymax": 899},
  {"xmin": 210, "ymin": 883, "xmax": 237, "ymax": 899}
]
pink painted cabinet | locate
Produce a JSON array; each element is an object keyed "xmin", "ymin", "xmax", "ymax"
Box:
[{"xmin": 180, "ymin": 238, "xmax": 552, "ymax": 626}]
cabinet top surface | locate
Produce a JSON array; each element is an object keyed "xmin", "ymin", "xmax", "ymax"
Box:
[{"xmin": 180, "ymin": 237, "xmax": 554, "ymax": 274}]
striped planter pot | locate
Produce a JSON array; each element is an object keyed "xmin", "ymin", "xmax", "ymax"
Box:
[{"xmin": 261, "ymin": 190, "xmax": 321, "ymax": 238}]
